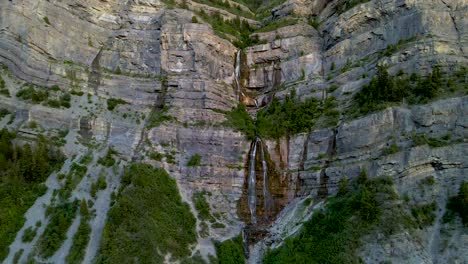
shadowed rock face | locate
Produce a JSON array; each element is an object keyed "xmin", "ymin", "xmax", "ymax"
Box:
[{"xmin": 0, "ymin": 0, "xmax": 467, "ymax": 262}]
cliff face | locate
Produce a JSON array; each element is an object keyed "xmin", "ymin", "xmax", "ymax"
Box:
[{"xmin": 0, "ymin": 0, "xmax": 466, "ymax": 263}]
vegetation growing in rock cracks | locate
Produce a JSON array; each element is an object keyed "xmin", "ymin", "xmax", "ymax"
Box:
[
  {"xmin": 223, "ymin": 90, "xmax": 337, "ymax": 139},
  {"xmin": 187, "ymin": 153, "xmax": 202, "ymax": 167},
  {"xmin": 106, "ymin": 98, "xmax": 128, "ymax": 111},
  {"xmin": 263, "ymin": 171, "xmax": 425, "ymax": 264},
  {"xmin": 95, "ymin": 163, "xmax": 197, "ymax": 263},
  {"xmin": 0, "ymin": 129, "xmax": 64, "ymax": 261},
  {"xmin": 350, "ymin": 65, "xmax": 467, "ymax": 118},
  {"xmin": 444, "ymin": 181, "xmax": 468, "ymax": 226}
]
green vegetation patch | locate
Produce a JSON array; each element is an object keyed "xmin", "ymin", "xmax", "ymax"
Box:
[
  {"xmin": 444, "ymin": 181, "xmax": 468, "ymax": 225},
  {"xmin": 0, "ymin": 130, "xmax": 64, "ymax": 260},
  {"xmin": 106, "ymin": 98, "xmax": 128, "ymax": 111},
  {"xmin": 215, "ymin": 235, "xmax": 245, "ymax": 264},
  {"xmin": 16, "ymin": 84, "xmax": 71, "ymax": 108},
  {"xmin": 196, "ymin": 10, "xmax": 263, "ymax": 48},
  {"xmin": 264, "ymin": 172, "xmax": 416, "ymax": 263},
  {"xmin": 0, "ymin": 75, "xmax": 9, "ymax": 96},
  {"xmin": 148, "ymin": 106, "xmax": 173, "ymax": 128},
  {"xmin": 97, "ymin": 148, "xmax": 118, "ymax": 167},
  {"xmin": 254, "ymin": 17, "xmax": 298, "ymax": 33},
  {"xmin": 0, "ymin": 108, "xmax": 10, "ymax": 119},
  {"xmin": 96, "ymin": 163, "xmax": 197, "ymax": 263},
  {"xmin": 187, "ymin": 153, "xmax": 202, "ymax": 167},
  {"xmin": 36, "ymin": 201, "xmax": 79, "ymax": 258},
  {"xmin": 193, "ymin": 191, "xmax": 214, "ymax": 222},
  {"xmin": 336, "ymin": 0, "xmax": 371, "ymax": 14},
  {"xmin": 66, "ymin": 200, "xmax": 91, "ymax": 264},
  {"xmin": 223, "ymin": 90, "xmax": 337, "ymax": 139},
  {"xmin": 350, "ymin": 66, "xmax": 467, "ymax": 118}
]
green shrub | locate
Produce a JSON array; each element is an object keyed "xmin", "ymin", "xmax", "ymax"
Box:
[
  {"xmin": 47, "ymin": 99, "xmax": 61, "ymax": 108},
  {"xmin": 36, "ymin": 201, "xmax": 79, "ymax": 258},
  {"xmin": 98, "ymin": 148, "xmax": 118, "ymax": 167},
  {"xmin": 446, "ymin": 181, "xmax": 468, "ymax": 225},
  {"xmin": 43, "ymin": 16, "xmax": 50, "ymax": 25},
  {"xmin": 382, "ymin": 144, "xmax": 400, "ymax": 155},
  {"xmin": 352, "ymin": 66, "xmax": 448, "ymax": 116},
  {"xmin": 411, "ymin": 202, "xmax": 437, "ymax": 228},
  {"xmin": 148, "ymin": 106, "xmax": 173, "ymax": 127},
  {"xmin": 187, "ymin": 154, "xmax": 202, "ymax": 167},
  {"xmin": 97, "ymin": 176, "xmax": 107, "ymax": 190},
  {"xmin": 50, "ymin": 85, "xmax": 60, "ymax": 91},
  {"xmin": 149, "ymin": 152, "xmax": 163, "ymax": 161},
  {"xmin": 66, "ymin": 201, "xmax": 91, "ymax": 264},
  {"xmin": 223, "ymin": 104, "xmax": 256, "ymax": 140},
  {"xmin": 21, "ymin": 226, "xmax": 37, "ymax": 243},
  {"xmin": 0, "ymin": 75, "xmax": 5, "ymax": 89},
  {"xmin": 196, "ymin": 10, "xmax": 257, "ymax": 49},
  {"xmin": 193, "ymin": 192, "xmax": 214, "ymax": 221},
  {"xmin": 212, "ymin": 222, "xmax": 226, "ymax": 229},
  {"xmin": 95, "ymin": 163, "xmax": 197, "ymax": 263},
  {"xmin": 0, "ymin": 108, "xmax": 10, "ymax": 119},
  {"xmin": 191, "ymin": 16, "xmax": 198, "ymax": 23},
  {"xmin": 337, "ymin": 177, "xmax": 349, "ymax": 196},
  {"xmin": 70, "ymin": 90, "xmax": 84, "ymax": 96},
  {"xmin": 308, "ymin": 17, "xmax": 320, "ymax": 29},
  {"xmin": 107, "ymin": 98, "xmax": 128, "ymax": 111},
  {"xmin": 215, "ymin": 235, "xmax": 245, "ymax": 264},
  {"xmin": 13, "ymin": 249, "xmax": 23, "ymax": 264}
]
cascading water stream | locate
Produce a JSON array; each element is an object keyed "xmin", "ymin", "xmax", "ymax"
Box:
[
  {"xmin": 247, "ymin": 138, "xmax": 259, "ymax": 224},
  {"xmin": 235, "ymin": 50, "xmax": 246, "ymax": 101},
  {"xmin": 259, "ymin": 139, "xmax": 271, "ymax": 217}
]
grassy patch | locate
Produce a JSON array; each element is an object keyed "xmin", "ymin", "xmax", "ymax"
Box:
[{"xmin": 95, "ymin": 163, "xmax": 197, "ymax": 263}]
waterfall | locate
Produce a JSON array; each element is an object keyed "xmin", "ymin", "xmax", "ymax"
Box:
[
  {"xmin": 235, "ymin": 50, "xmax": 245, "ymax": 101},
  {"xmin": 259, "ymin": 139, "xmax": 271, "ymax": 217},
  {"xmin": 248, "ymin": 138, "xmax": 258, "ymax": 224}
]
